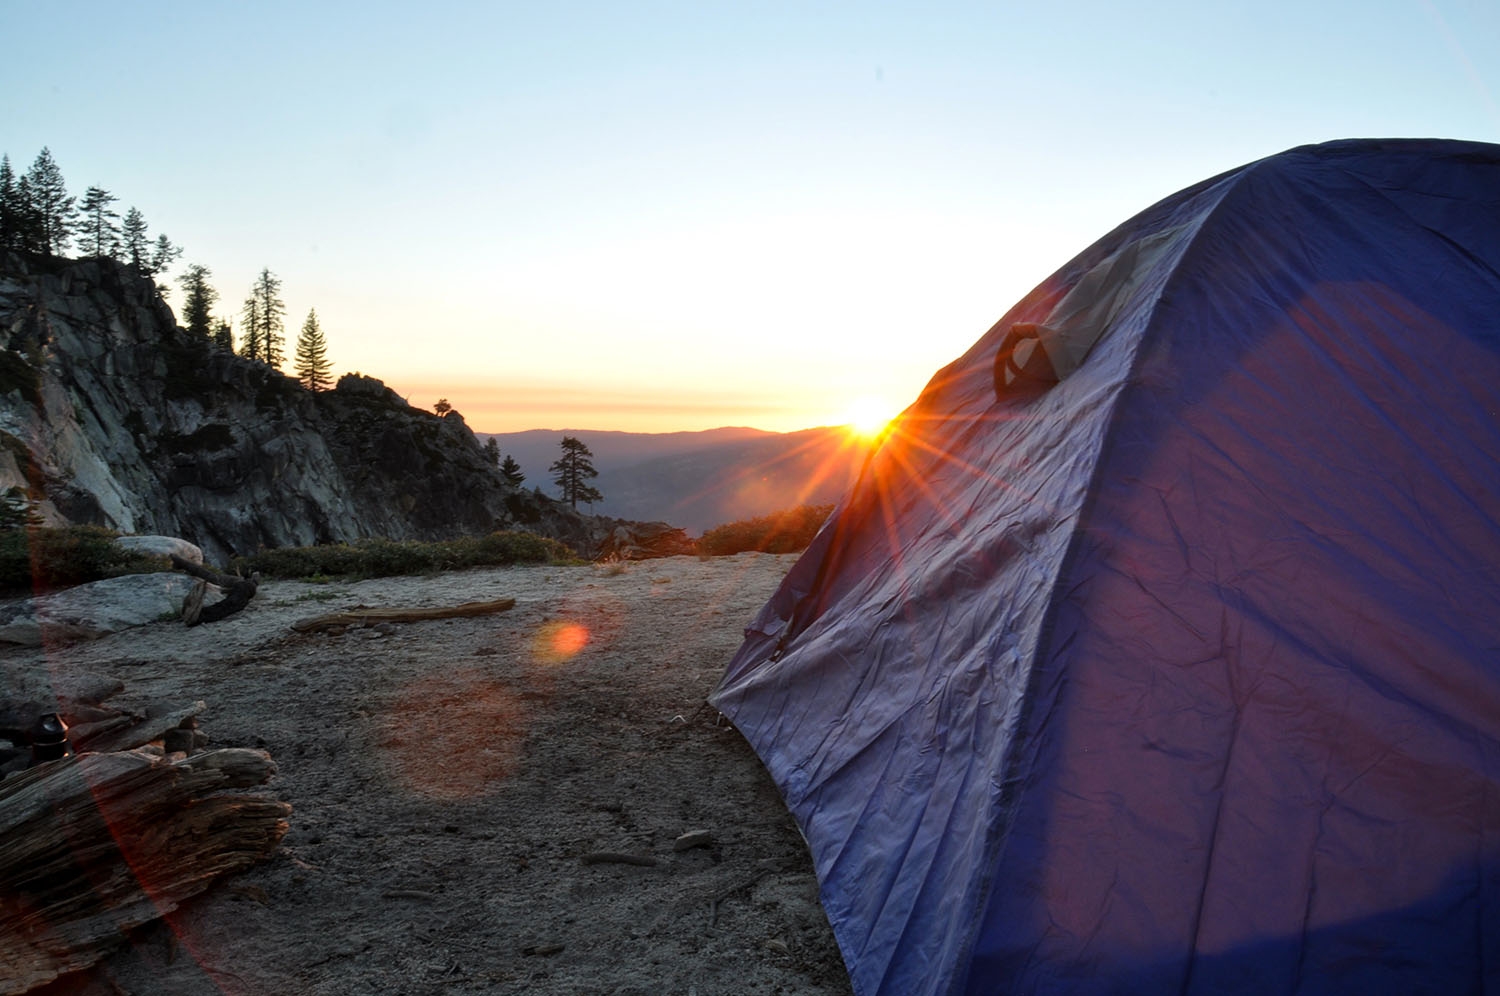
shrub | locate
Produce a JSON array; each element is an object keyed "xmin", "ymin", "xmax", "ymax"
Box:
[
  {"xmin": 232, "ymin": 531, "xmax": 573, "ymax": 580},
  {"xmin": 0, "ymin": 525, "xmax": 168, "ymax": 593},
  {"xmin": 698, "ymin": 504, "xmax": 834, "ymax": 557}
]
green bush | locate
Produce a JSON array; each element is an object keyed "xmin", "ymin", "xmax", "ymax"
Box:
[
  {"xmin": 698, "ymin": 504, "xmax": 834, "ymax": 557},
  {"xmin": 0, "ymin": 525, "xmax": 169, "ymax": 593},
  {"xmin": 233, "ymin": 530, "xmax": 573, "ymax": 580}
]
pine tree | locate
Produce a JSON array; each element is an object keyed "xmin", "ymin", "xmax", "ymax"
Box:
[
  {"xmin": 176, "ymin": 264, "xmax": 217, "ymax": 338},
  {"xmin": 500, "ymin": 453, "xmax": 525, "ymax": 486},
  {"xmin": 149, "ymin": 232, "xmax": 182, "ymax": 278},
  {"xmin": 482, "ymin": 437, "xmax": 500, "ymax": 465},
  {"xmin": 76, "ymin": 186, "xmax": 120, "ymax": 257},
  {"xmin": 214, "ymin": 319, "xmax": 233, "ymax": 351},
  {"xmin": 242, "ymin": 268, "xmax": 285, "ymax": 367},
  {"xmin": 0, "ymin": 156, "xmax": 21, "ymax": 250},
  {"xmin": 24, "ymin": 148, "xmax": 74, "ymax": 256},
  {"xmin": 119, "ymin": 207, "xmax": 150, "ymax": 268},
  {"xmin": 550, "ymin": 436, "xmax": 603, "ymax": 509},
  {"xmin": 293, "ymin": 308, "xmax": 331, "ymax": 390},
  {"xmin": 240, "ymin": 296, "xmax": 261, "ymax": 361}
]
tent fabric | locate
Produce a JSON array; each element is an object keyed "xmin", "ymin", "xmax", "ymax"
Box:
[{"xmin": 709, "ymin": 139, "xmax": 1500, "ymax": 996}]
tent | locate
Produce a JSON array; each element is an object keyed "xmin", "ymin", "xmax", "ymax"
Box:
[{"xmin": 710, "ymin": 138, "xmax": 1500, "ymax": 995}]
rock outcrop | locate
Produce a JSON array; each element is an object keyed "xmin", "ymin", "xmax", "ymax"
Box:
[
  {"xmin": 0, "ymin": 252, "xmax": 677, "ymax": 563},
  {"xmin": 0, "ymin": 572, "xmax": 196, "ymax": 645}
]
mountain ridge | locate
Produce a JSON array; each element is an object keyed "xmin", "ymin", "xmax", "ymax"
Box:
[{"xmin": 484, "ymin": 424, "xmax": 871, "ymax": 534}]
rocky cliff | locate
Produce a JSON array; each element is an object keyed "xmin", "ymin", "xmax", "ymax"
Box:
[{"xmin": 0, "ymin": 252, "xmax": 687, "ymax": 564}]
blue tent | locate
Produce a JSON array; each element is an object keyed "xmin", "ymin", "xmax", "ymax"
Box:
[{"xmin": 711, "ymin": 139, "xmax": 1500, "ymax": 995}]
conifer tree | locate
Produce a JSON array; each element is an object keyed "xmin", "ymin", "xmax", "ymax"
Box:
[
  {"xmin": 500, "ymin": 453, "xmax": 525, "ymax": 486},
  {"xmin": 214, "ymin": 319, "xmax": 233, "ymax": 351},
  {"xmin": 0, "ymin": 156, "xmax": 21, "ymax": 250},
  {"xmin": 240, "ymin": 296, "xmax": 262, "ymax": 361},
  {"xmin": 242, "ymin": 268, "xmax": 285, "ymax": 367},
  {"xmin": 550, "ymin": 436, "xmax": 603, "ymax": 509},
  {"xmin": 482, "ymin": 437, "xmax": 500, "ymax": 465},
  {"xmin": 176, "ymin": 264, "xmax": 217, "ymax": 338},
  {"xmin": 149, "ymin": 232, "xmax": 182, "ymax": 279},
  {"xmin": 76, "ymin": 186, "xmax": 120, "ymax": 257},
  {"xmin": 119, "ymin": 207, "xmax": 150, "ymax": 268},
  {"xmin": 293, "ymin": 308, "xmax": 332, "ymax": 390},
  {"xmin": 24, "ymin": 148, "xmax": 74, "ymax": 255}
]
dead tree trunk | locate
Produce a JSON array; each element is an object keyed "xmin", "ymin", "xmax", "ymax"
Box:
[
  {"xmin": 170, "ymin": 555, "xmax": 258, "ymax": 625},
  {"xmin": 0, "ymin": 749, "xmax": 289, "ymax": 994}
]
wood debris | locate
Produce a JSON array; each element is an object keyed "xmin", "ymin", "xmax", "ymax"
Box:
[{"xmin": 291, "ymin": 597, "xmax": 516, "ymax": 634}]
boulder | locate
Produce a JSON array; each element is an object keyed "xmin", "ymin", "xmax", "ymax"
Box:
[
  {"xmin": 598, "ymin": 521, "xmax": 696, "ymax": 560},
  {"xmin": 0, "ymin": 573, "xmax": 196, "ymax": 646},
  {"xmin": 114, "ymin": 535, "xmax": 203, "ymax": 565}
]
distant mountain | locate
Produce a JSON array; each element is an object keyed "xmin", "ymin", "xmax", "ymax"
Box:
[{"xmin": 485, "ymin": 426, "xmax": 872, "ymax": 534}]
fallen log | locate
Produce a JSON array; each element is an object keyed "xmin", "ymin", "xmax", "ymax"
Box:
[
  {"xmin": 170, "ymin": 555, "xmax": 258, "ymax": 626},
  {"xmin": 291, "ymin": 597, "xmax": 517, "ymax": 633},
  {"xmin": 579, "ymin": 851, "xmax": 661, "ymax": 868},
  {"xmin": 0, "ymin": 748, "xmax": 289, "ymax": 995}
]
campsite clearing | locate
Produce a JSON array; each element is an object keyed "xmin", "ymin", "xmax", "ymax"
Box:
[{"xmin": 2, "ymin": 553, "xmax": 851, "ymax": 996}]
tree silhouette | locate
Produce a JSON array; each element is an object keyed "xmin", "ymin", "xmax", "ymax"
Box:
[
  {"xmin": 433, "ymin": 399, "xmax": 452, "ymax": 415},
  {"xmin": 149, "ymin": 232, "xmax": 182, "ymax": 278},
  {"xmin": 214, "ymin": 319, "xmax": 233, "ymax": 351},
  {"xmin": 240, "ymin": 296, "xmax": 261, "ymax": 361},
  {"xmin": 500, "ymin": 454, "xmax": 525, "ymax": 487},
  {"xmin": 177, "ymin": 264, "xmax": 217, "ymax": 338},
  {"xmin": 241, "ymin": 268, "xmax": 285, "ymax": 366},
  {"xmin": 0, "ymin": 156, "xmax": 21, "ymax": 249},
  {"xmin": 119, "ymin": 207, "xmax": 150, "ymax": 268},
  {"xmin": 76, "ymin": 186, "xmax": 119, "ymax": 257},
  {"xmin": 23, "ymin": 148, "xmax": 74, "ymax": 255},
  {"xmin": 550, "ymin": 436, "xmax": 602, "ymax": 509},
  {"xmin": 294, "ymin": 308, "xmax": 332, "ymax": 390}
]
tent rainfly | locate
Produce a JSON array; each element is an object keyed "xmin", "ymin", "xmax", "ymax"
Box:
[{"xmin": 711, "ymin": 138, "xmax": 1500, "ymax": 996}]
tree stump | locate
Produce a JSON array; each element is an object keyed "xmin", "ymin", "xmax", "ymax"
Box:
[{"xmin": 0, "ymin": 749, "xmax": 289, "ymax": 994}]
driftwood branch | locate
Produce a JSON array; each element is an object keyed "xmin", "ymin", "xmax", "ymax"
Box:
[
  {"xmin": 170, "ymin": 555, "xmax": 259, "ymax": 626},
  {"xmin": 0, "ymin": 749, "xmax": 289, "ymax": 994},
  {"xmin": 291, "ymin": 597, "xmax": 517, "ymax": 634},
  {"xmin": 579, "ymin": 851, "xmax": 661, "ymax": 868}
]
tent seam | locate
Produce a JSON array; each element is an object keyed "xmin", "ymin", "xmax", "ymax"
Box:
[{"xmin": 943, "ymin": 159, "xmax": 1266, "ymax": 996}]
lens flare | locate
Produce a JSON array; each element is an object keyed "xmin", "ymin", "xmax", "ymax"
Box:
[
  {"xmin": 380, "ymin": 669, "xmax": 524, "ymax": 801},
  {"xmin": 533, "ymin": 620, "xmax": 590, "ymax": 664}
]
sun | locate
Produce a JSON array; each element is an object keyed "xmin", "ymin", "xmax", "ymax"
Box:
[{"xmin": 843, "ymin": 396, "xmax": 895, "ymax": 441}]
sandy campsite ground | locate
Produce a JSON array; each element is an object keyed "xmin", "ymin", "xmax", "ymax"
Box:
[{"xmin": 3, "ymin": 553, "xmax": 853, "ymax": 996}]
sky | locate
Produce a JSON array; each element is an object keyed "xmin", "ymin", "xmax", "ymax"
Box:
[{"xmin": 3, "ymin": 0, "xmax": 1497, "ymax": 434}]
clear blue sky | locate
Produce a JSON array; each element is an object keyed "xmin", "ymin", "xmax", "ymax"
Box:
[{"xmin": 3, "ymin": 0, "xmax": 1496, "ymax": 432}]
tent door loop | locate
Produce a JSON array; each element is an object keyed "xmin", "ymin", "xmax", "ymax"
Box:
[{"xmin": 993, "ymin": 323, "xmax": 1060, "ymax": 400}]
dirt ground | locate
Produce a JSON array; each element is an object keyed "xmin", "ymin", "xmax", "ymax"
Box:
[{"xmin": 3, "ymin": 552, "xmax": 854, "ymax": 996}]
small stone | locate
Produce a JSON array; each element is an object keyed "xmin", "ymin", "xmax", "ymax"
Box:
[
  {"xmin": 673, "ymin": 829, "xmax": 713, "ymax": 852},
  {"xmin": 522, "ymin": 943, "xmax": 565, "ymax": 957}
]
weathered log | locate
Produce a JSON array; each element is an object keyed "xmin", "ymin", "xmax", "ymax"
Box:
[
  {"xmin": 73, "ymin": 700, "xmax": 206, "ymax": 754},
  {"xmin": 169, "ymin": 555, "xmax": 258, "ymax": 626},
  {"xmin": 0, "ymin": 748, "xmax": 289, "ymax": 994},
  {"xmin": 579, "ymin": 851, "xmax": 661, "ymax": 868},
  {"xmin": 291, "ymin": 597, "xmax": 517, "ymax": 633}
]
